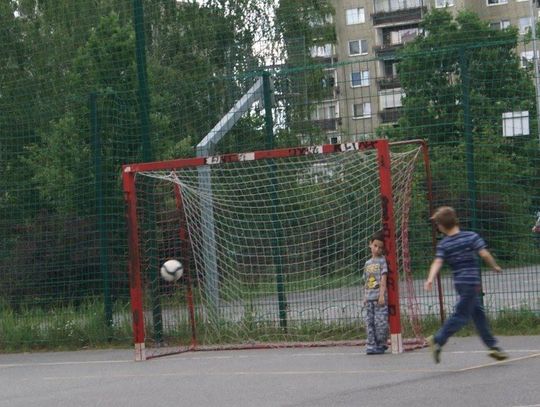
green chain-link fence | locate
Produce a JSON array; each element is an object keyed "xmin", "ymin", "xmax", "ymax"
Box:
[{"xmin": 0, "ymin": 1, "xmax": 539, "ymax": 351}]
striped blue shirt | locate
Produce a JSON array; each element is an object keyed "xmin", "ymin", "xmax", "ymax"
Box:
[{"xmin": 435, "ymin": 231, "xmax": 486, "ymax": 285}]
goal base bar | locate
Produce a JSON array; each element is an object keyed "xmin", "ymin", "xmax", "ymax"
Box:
[{"xmin": 138, "ymin": 338, "xmax": 427, "ymax": 360}]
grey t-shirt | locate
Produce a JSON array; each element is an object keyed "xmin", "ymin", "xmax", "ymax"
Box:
[{"xmin": 363, "ymin": 257, "xmax": 388, "ymax": 301}]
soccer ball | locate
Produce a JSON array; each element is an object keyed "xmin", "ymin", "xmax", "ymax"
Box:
[{"xmin": 160, "ymin": 259, "xmax": 184, "ymax": 282}]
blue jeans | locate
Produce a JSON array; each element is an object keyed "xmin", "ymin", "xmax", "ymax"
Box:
[{"xmin": 434, "ymin": 283, "xmax": 497, "ymax": 348}]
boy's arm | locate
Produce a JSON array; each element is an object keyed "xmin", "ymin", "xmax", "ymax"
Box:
[
  {"xmin": 378, "ymin": 273, "xmax": 387, "ymax": 305},
  {"xmin": 478, "ymin": 248, "xmax": 502, "ymax": 272},
  {"xmin": 424, "ymin": 258, "xmax": 443, "ymax": 291},
  {"xmin": 362, "ymin": 267, "xmax": 367, "ymax": 304}
]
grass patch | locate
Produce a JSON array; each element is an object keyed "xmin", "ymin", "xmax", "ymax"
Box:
[
  {"xmin": 490, "ymin": 308, "xmax": 540, "ymax": 335},
  {"xmin": 417, "ymin": 309, "xmax": 540, "ymax": 337},
  {"xmin": 0, "ymin": 299, "xmax": 133, "ymax": 352},
  {"xmin": 1, "ymin": 299, "xmax": 538, "ymax": 353}
]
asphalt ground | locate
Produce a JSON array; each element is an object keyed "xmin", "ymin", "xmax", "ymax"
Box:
[{"xmin": 0, "ymin": 336, "xmax": 538, "ymax": 407}]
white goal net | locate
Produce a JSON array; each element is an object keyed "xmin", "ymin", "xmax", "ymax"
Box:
[{"xmin": 123, "ymin": 140, "xmax": 426, "ymax": 360}]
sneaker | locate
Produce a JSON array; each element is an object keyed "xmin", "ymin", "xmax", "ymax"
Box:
[
  {"xmin": 427, "ymin": 335, "xmax": 441, "ymax": 364},
  {"xmin": 488, "ymin": 347, "xmax": 509, "ymax": 361},
  {"xmin": 366, "ymin": 348, "xmax": 384, "ymax": 355}
]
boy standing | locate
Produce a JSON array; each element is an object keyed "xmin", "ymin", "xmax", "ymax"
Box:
[
  {"xmin": 424, "ymin": 206, "xmax": 508, "ymax": 363},
  {"xmin": 363, "ymin": 231, "xmax": 389, "ymax": 355}
]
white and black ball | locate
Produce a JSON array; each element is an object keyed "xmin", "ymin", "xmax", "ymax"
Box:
[{"xmin": 160, "ymin": 259, "xmax": 184, "ymax": 282}]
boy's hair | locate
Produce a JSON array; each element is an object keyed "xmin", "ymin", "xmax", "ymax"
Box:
[
  {"xmin": 370, "ymin": 230, "xmax": 385, "ymax": 243},
  {"xmin": 431, "ymin": 206, "xmax": 458, "ymax": 229}
]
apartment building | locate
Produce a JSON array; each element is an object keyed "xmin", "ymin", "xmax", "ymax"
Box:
[{"xmin": 310, "ymin": 0, "xmax": 539, "ymax": 143}]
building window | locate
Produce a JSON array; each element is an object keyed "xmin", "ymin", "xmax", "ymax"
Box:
[
  {"xmin": 308, "ymin": 14, "xmax": 333, "ymax": 27},
  {"xmin": 519, "ymin": 17, "xmax": 532, "ymax": 35},
  {"xmin": 379, "ymin": 90, "xmax": 404, "ymax": 109},
  {"xmin": 312, "ymin": 104, "xmax": 338, "ymax": 121},
  {"xmin": 310, "ymin": 44, "xmax": 334, "ymax": 58},
  {"xmin": 346, "ymin": 8, "xmax": 365, "ymax": 25},
  {"xmin": 383, "ymin": 60, "xmax": 398, "ymax": 78},
  {"xmin": 435, "ymin": 0, "xmax": 454, "ymax": 7},
  {"xmin": 352, "ymin": 102, "xmax": 371, "ymax": 119},
  {"xmin": 374, "ymin": 0, "xmax": 423, "ymax": 13},
  {"xmin": 351, "ymin": 70, "xmax": 369, "ymax": 87},
  {"xmin": 487, "ymin": 0, "xmax": 507, "ymax": 5},
  {"xmin": 321, "ymin": 69, "xmax": 338, "ymax": 99},
  {"xmin": 502, "ymin": 111, "xmax": 529, "ymax": 137},
  {"xmin": 349, "ymin": 39, "xmax": 368, "ymax": 56},
  {"xmin": 520, "ymin": 50, "xmax": 538, "ymax": 68},
  {"xmin": 390, "ymin": 27, "xmax": 419, "ymax": 45},
  {"xmin": 321, "ymin": 69, "xmax": 336, "ymax": 88},
  {"xmin": 329, "ymin": 135, "xmax": 341, "ymax": 144},
  {"xmin": 490, "ymin": 20, "xmax": 510, "ymax": 30}
]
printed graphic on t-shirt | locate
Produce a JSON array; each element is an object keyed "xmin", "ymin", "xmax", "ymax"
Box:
[{"xmin": 365, "ymin": 263, "xmax": 380, "ymax": 289}]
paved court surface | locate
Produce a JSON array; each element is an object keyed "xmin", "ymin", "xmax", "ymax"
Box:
[{"xmin": 0, "ymin": 336, "xmax": 538, "ymax": 407}]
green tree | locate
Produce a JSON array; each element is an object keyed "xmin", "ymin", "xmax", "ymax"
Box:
[
  {"xmin": 395, "ymin": 10, "xmax": 532, "ymax": 144},
  {"xmin": 274, "ymin": 0, "xmax": 336, "ymax": 145},
  {"xmin": 144, "ymin": 1, "xmax": 262, "ymax": 158},
  {"xmin": 392, "ymin": 9, "xmax": 538, "ymax": 260},
  {"xmin": 6, "ymin": 1, "xmax": 268, "ymax": 306},
  {"xmin": 23, "ymin": 12, "xmax": 137, "ymax": 215}
]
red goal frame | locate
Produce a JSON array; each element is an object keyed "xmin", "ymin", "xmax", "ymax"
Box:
[{"xmin": 122, "ymin": 139, "xmax": 435, "ymax": 360}]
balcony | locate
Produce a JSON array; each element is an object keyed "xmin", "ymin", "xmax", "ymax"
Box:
[
  {"xmin": 310, "ymin": 44, "xmax": 337, "ymax": 63},
  {"xmin": 320, "ymin": 72, "xmax": 340, "ymax": 100},
  {"xmin": 375, "ymin": 26, "xmax": 420, "ymax": 59},
  {"xmin": 373, "ymin": 43, "xmax": 402, "ymax": 59},
  {"xmin": 320, "ymin": 85, "xmax": 340, "ymax": 101},
  {"xmin": 379, "ymin": 107, "xmax": 402, "ymax": 123},
  {"xmin": 377, "ymin": 76, "xmax": 401, "ymax": 90},
  {"xmin": 372, "ymin": 0, "xmax": 426, "ymax": 26},
  {"xmin": 313, "ymin": 118, "xmax": 341, "ymax": 132}
]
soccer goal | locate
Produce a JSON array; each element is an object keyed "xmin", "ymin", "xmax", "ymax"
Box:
[{"xmin": 122, "ymin": 139, "xmax": 433, "ymax": 360}]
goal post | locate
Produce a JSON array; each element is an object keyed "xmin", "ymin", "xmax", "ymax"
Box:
[
  {"xmin": 376, "ymin": 141, "xmax": 402, "ymax": 353},
  {"xmin": 122, "ymin": 139, "xmax": 430, "ymax": 360}
]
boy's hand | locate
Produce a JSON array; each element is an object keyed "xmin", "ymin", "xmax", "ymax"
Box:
[
  {"xmin": 424, "ymin": 280, "xmax": 433, "ymax": 291},
  {"xmin": 425, "ymin": 258, "xmax": 442, "ymax": 292},
  {"xmin": 378, "ymin": 296, "xmax": 385, "ymax": 306},
  {"xmin": 478, "ymin": 249, "xmax": 502, "ymax": 273}
]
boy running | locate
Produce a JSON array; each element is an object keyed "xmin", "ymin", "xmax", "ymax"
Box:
[{"xmin": 424, "ymin": 206, "xmax": 508, "ymax": 363}]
